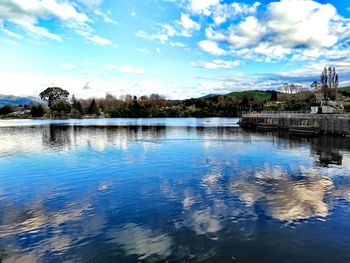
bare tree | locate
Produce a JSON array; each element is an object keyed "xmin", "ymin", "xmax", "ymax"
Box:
[{"xmin": 278, "ymin": 83, "xmax": 305, "ymax": 94}]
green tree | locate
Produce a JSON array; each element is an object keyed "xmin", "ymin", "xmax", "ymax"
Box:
[
  {"xmin": 87, "ymin": 99, "xmax": 100, "ymax": 115},
  {"xmin": 30, "ymin": 104, "xmax": 45, "ymax": 117},
  {"xmin": 52, "ymin": 100, "xmax": 71, "ymax": 114},
  {"xmin": 74, "ymin": 101, "xmax": 84, "ymax": 114},
  {"xmin": 270, "ymin": 91, "xmax": 278, "ymax": 101},
  {"xmin": 39, "ymin": 87, "xmax": 70, "ymax": 109},
  {"xmin": 71, "ymin": 94, "xmax": 77, "ymax": 107}
]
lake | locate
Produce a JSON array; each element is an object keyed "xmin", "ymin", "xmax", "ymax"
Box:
[{"xmin": 0, "ymin": 118, "xmax": 350, "ymax": 262}]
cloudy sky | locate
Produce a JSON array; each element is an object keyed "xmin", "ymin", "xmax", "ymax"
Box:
[{"xmin": 0, "ymin": 0, "xmax": 349, "ymax": 99}]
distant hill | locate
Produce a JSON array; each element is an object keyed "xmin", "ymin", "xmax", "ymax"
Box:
[
  {"xmin": 199, "ymin": 94, "xmax": 221, "ymax": 99},
  {"xmin": 225, "ymin": 90, "xmax": 273, "ymax": 101},
  {"xmin": 339, "ymin": 86, "xmax": 350, "ymax": 92},
  {"xmin": 0, "ymin": 95, "xmax": 41, "ymax": 107}
]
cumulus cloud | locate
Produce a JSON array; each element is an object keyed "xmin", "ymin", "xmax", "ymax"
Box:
[
  {"xmin": 195, "ymin": 0, "xmax": 350, "ymax": 62},
  {"xmin": 186, "ymin": 0, "xmax": 221, "ymax": 15},
  {"xmin": 178, "ymin": 13, "xmax": 201, "ymax": 36},
  {"xmin": 266, "ymin": 0, "xmax": 339, "ymax": 49},
  {"xmin": 137, "ymin": 13, "xmax": 201, "ymax": 44},
  {"xmin": 0, "ymin": 0, "xmax": 113, "ymax": 45},
  {"xmin": 187, "ymin": 1, "xmax": 262, "ymax": 25},
  {"xmin": 198, "ymin": 40, "xmax": 227, "ymax": 55}
]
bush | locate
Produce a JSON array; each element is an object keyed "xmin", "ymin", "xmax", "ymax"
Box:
[
  {"xmin": 0, "ymin": 105, "xmax": 14, "ymax": 115},
  {"xmin": 30, "ymin": 104, "xmax": 45, "ymax": 117}
]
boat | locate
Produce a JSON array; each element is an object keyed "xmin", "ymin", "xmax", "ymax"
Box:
[
  {"xmin": 238, "ymin": 121, "xmax": 256, "ymax": 128},
  {"xmin": 289, "ymin": 120, "xmax": 319, "ymax": 136},
  {"xmin": 257, "ymin": 118, "xmax": 278, "ymax": 130}
]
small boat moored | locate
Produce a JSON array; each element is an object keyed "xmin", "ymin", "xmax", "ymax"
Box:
[
  {"xmin": 289, "ymin": 120, "xmax": 319, "ymax": 136},
  {"xmin": 257, "ymin": 118, "xmax": 278, "ymax": 131}
]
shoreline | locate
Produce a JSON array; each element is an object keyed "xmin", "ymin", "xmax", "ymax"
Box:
[{"xmin": 240, "ymin": 112, "xmax": 350, "ymax": 136}]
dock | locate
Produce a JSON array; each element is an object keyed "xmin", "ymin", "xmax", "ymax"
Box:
[{"xmin": 239, "ymin": 111, "xmax": 350, "ymax": 136}]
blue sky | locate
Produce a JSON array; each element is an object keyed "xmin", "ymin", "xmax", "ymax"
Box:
[{"xmin": 0, "ymin": 0, "xmax": 349, "ymax": 99}]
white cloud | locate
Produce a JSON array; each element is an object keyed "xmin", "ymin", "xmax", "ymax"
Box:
[
  {"xmin": 136, "ymin": 30, "xmax": 168, "ymax": 44},
  {"xmin": 206, "ymin": 16, "xmax": 266, "ymax": 50},
  {"xmin": 138, "ymin": 14, "xmax": 200, "ymax": 44},
  {"xmin": 77, "ymin": 0, "xmax": 103, "ymax": 8},
  {"xmin": 2, "ymin": 28, "xmax": 22, "ymax": 39},
  {"xmin": 0, "ymin": 71, "xmax": 180, "ymax": 99},
  {"xmin": 170, "ymin": 42, "xmax": 187, "ymax": 47},
  {"xmin": 187, "ymin": 0, "xmax": 220, "ymax": 15},
  {"xmin": 212, "ymin": 2, "xmax": 261, "ymax": 25},
  {"xmin": 198, "ymin": 40, "xmax": 227, "ymax": 56},
  {"xmin": 162, "ymin": 24, "xmax": 176, "ymax": 36},
  {"xmin": 0, "ymin": 0, "xmax": 113, "ymax": 45},
  {"xmin": 266, "ymin": 0, "xmax": 338, "ymax": 49},
  {"xmin": 94, "ymin": 9, "xmax": 118, "ymax": 25},
  {"xmin": 192, "ymin": 59, "xmax": 240, "ymax": 69},
  {"xmin": 86, "ymin": 35, "xmax": 113, "ymax": 46},
  {"xmin": 178, "ymin": 13, "xmax": 201, "ymax": 36},
  {"xmin": 198, "ymin": 0, "xmax": 350, "ymax": 61}
]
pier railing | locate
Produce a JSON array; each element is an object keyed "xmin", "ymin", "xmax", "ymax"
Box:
[
  {"xmin": 239, "ymin": 111, "xmax": 350, "ymax": 136},
  {"xmin": 241, "ymin": 111, "xmax": 349, "ymax": 118}
]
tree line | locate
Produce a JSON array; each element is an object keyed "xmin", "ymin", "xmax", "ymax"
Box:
[{"xmin": 1, "ymin": 67, "xmax": 349, "ymax": 118}]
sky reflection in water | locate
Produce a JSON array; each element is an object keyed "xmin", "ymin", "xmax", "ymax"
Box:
[{"xmin": 0, "ymin": 118, "xmax": 349, "ymax": 262}]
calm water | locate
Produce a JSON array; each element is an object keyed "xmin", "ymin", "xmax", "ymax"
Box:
[{"xmin": 0, "ymin": 118, "xmax": 350, "ymax": 263}]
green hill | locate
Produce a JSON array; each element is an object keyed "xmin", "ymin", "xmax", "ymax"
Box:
[
  {"xmin": 339, "ymin": 86, "xmax": 350, "ymax": 92},
  {"xmin": 225, "ymin": 90, "xmax": 272, "ymax": 101}
]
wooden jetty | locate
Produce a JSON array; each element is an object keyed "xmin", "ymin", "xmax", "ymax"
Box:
[{"xmin": 239, "ymin": 111, "xmax": 350, "ymax": 136}]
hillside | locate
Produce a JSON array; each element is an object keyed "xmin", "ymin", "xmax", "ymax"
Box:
[
  {"xmin": 0, "ymin": 95, "xmax": 40, "ymax": 107},
  {"xmin": 339, "ymin": 86, "xmax": 350, "ymax": 93},
  {"xmin": 225, "ymin": 90, "xmax": 273, "ymax": 101}
]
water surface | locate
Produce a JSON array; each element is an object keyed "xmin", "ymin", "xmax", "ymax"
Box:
[{"xmin": 0, "ymin": 118, "xmax": 350, "ymax": 262}]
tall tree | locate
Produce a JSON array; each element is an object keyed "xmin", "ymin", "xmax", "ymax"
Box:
[
  {"xmin": 320, "ymin": 67, "xmax": 339, "ymax": 100},
  {"xmin": 87, "ymin": 99, "xmax": 100, "ymax": 115},
  {"xmin": 74, "ymin": 101, "xmax": 84, "ymax": 114},
  {"xmin": 39, "ymin": 87, "xmax": 70, "ymax": 109}
]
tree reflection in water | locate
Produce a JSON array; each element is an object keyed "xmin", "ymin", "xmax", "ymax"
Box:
[{"xmin": 0, "ymin": 122, "xmax": 349, "ymax": 262}]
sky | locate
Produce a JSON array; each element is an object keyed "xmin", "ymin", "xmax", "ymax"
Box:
[{"xmin": 0, "ymin": 0, "xmax": 349, "ymax": 99}]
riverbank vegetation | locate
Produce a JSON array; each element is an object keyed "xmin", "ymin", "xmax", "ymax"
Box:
[{"xmin": 1, "ymin": 87, "xmax": 349, "ymax": 119}]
